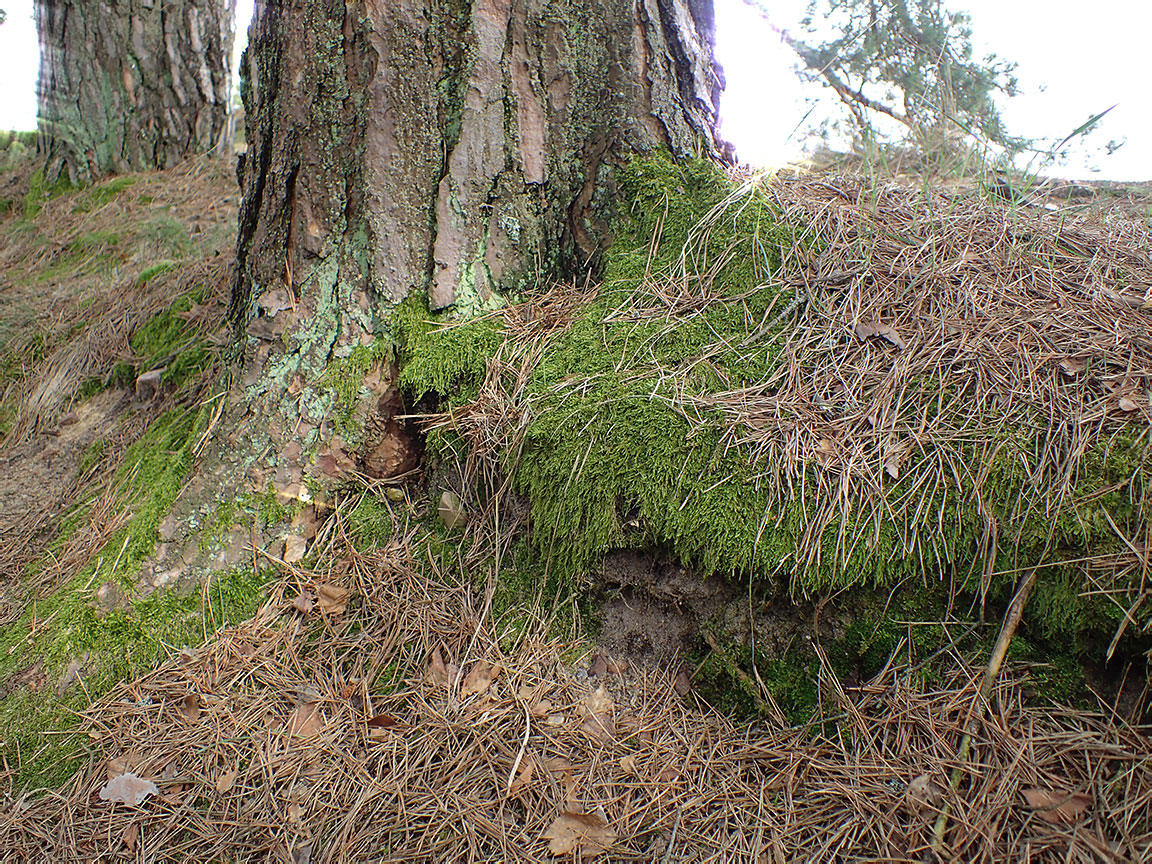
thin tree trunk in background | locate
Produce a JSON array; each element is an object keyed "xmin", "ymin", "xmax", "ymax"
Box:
[{"xmin": 35, "ymin": 0, "xmax": 235, "ymax": 184}]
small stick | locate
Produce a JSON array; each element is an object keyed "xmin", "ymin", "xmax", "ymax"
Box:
[{"xmin": 932, "ymin": 567, "xmax": 1039, "ymax": 858}]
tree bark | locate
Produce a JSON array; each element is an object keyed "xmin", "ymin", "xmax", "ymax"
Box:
[
  {"xmin": 35, "ymin": 0, "xmax": 235, "ymax": 184},
  {"xmin": 233, "ymin": 0, "xmax": 725, "ymax": 328}
]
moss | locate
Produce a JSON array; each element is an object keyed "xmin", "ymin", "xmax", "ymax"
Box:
[
  {"xmin": 137, "ymin": 260, "xmax": 178, "ymax": 286},
  {"xmin": 71, "ymin": 176, "xmax": 137, "ymax": 213},
  {"xmin": 129, "ymin": 291, "xmax": 213, "ymax": 389},
  {"xmin": 394, "ymin": 293, "xmax": 504, "ymax": 406},
  {"xmin": 0, "ymin": 565, "xmax": 272, "ymax": 790},
  {"xmin": 0, "ymin": 394, "xmax": 280, "ymax": 791},
  {"xmin": 319, "ymin": 338, "xmax": 393, "ymax": 438},
  {"xmin": 345, "ymin": 494, "xmax": 394, "ymax": 549},
  {"xmin": 396, "ymin": 150, "xmax": 1149, "ymax": 660},
  {"xmin": 23, "ymin": 167, "xmax": 76, "ymax": 218}
]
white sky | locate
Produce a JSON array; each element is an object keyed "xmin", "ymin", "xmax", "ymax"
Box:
[{"xmin": 0, "ymin": 0, "xmax": 1147, "ymax": 181}]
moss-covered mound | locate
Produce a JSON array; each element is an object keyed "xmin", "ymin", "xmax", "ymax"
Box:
[{"xmin": 398, "ymin": 152, "xmax": 1152, "ymax": 657}]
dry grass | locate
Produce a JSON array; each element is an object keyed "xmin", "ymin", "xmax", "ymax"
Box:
[{"xmin": 0, "ymin": 510, "xmax": 1146, "ymax": 862}]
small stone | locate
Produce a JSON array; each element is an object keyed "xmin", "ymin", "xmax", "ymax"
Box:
[
  {"xmin": 135, "ymin": 368, "xmax": 164, "ymax": 401},
  {"xmin": 157, "ymin": 514, "xmax": 178, "ymax": 542},
  {"xmin": 385, "ymin": 487, "xmax": 406, "ymax": 502},
  {"xmin": 438, "ymin": 491, "xmax": 467, "ymax": 530}
]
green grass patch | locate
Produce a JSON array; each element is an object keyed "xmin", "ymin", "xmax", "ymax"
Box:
[{"xmin": 130, "ymin": 291, "xmax": 213, "ymax": 389}]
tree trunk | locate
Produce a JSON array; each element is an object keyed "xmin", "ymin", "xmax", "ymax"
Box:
[
  {"xmin": 35, "ymin": 0, "xmax": 235, "ymax": 184},
  {"xmin": 230, "ymin": 0, "xmax": 725, "ymax": 477}
]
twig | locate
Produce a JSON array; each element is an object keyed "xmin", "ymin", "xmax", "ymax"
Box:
[{"xmin": 931, "ymin": 567, "xmax": 1039, "ymax": 858}]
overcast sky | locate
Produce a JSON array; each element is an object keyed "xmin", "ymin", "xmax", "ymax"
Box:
[{"xmin": 0, "ymin": 0, "xmax": 1146, "ymax": 181}]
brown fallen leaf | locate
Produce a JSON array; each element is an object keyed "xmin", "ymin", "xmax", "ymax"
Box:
[
  {"xmin": 216, "ymin": 766, "xmax": 238, "ymax": 794},
  {"xmin": 673, "ymin": 670, "xmax": 692, "ymax": 696},
  {"xmin": 529, "ymin": 698, "xmax": 553, "ymax": 717},
  {"xmin": 589, "ymin": 654, "xmax": 608, "ymax": 677},
  {"xmin": 283, "ymin": 535, "xmax": 308, "ymax": 564},
  {"xmin": 99, "ymin": 772, "xmax": 159, "ymax": 807},
  {"xmin": 180, "ymin": 693, "xmax": 201, "ymax": 722},
  {"xmin": 1059, "ymin": 357, "xmax": 1087, "ymax": 377},
  {"xmin": 579, "ymin": 685, "xmax": 615, "ymax": 743},
  {"xmin": 619, "ymin": 754, "xmax": 639, "ymax": 776},
  {"xmin": 905, "ymin": 774, "xmax": 942, "ymax": 815},
  {"xmin": 606, "ymin": 657, "xmax": 629, "ymax": 675},
  {"xmin": 543, "ymin": 811, "xmax": 617, "ymax": 856},
  {"xmin": 813, "ymin": 438, "xmax": 837, "ymax": 467},
  {"xmin": 291, "ymin": 593, "xmax": 314, "ymax": 614},
  {"xmin": 316, "ymin": 583, "xmax": 349, "ymax": 616},
  {"xmin": 286, "ymin": 701, "xmax": 324, "ymax": 738},
  {"xmin": 1118, "ymin": 395, "xmax": 1140, "ymax": 412},
  {"xmin": 426, "ymin": 647, "xmax": 450, "ymax": 688},
  {"xmin": 366, "ymin": 713, "xmax": 403, "ymax": 729},
  {"xmin": 461, "ymin": 660, "xmax": 494, "ymax": 699},
  {"xmin": 1021, "ymin": 788, "xmax": 1092, "ymax": 824},
  {"xmin": 121, "ymin": 822, "xmax": 139, "ymax": 850},
  {"xmin": 855, "ymin": 320, "xmax": 905, "ymax": 350},
  {"xmin": 508, "ymin": 755, "xmax": 535, "ymax": 798}
]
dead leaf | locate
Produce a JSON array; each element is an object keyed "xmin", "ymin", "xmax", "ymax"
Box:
[
  {"xmin": 1118, "ymin": 395, "xmax": 1140, "ymax": 412},
  {"xmin": 316, "ymin": 583, "xmax": 349, "ymax": 616},
  {"xmin": 216, "ymin": 767, "xmax": 238, "ymax": 794},
  {"xmin": 288, "ymin": 801, "xmax": 304, "ymax": 824},
  {"xmin": 606, "ymin": 657, "xmax": 629, "ymax": 675},
  {"xmin": 283, "ymin": 535, "xmax": 308, "ymax": 564},
  {"xmin": 813, "ymin": 438, "xmax": 837, "ymax": 467},
  {"xmin": 529, "ymin": 698, "xmax": 552, "ymax": 717},
  {"xmin": 1059, "ymin": 357, "xmax": 1087, "ymax": 377},
  {"xmin": 292, "ymin": 842, "xmax": 313, "ymax": 864},
  {"xmin": 438, "ymin": 490, "xmax": 467, "ymax": 530},
  {"xmin": 579, "ymin": 685, "xmax": 615, "ymax": 742},
  {"xmin": 291, "ymin": 593, "xmax": 314, "ymax": 614},
  {"xmin": 1022, "ymin": 788, "xmax": 1092, "ymax": 824},
  {"xmin": 543, "ymin": 811, "xmax": 617, "ymax": 856},
  {"xmin": 121, "ymin": 822, "xmax": 139, "ymax": 850},
  {"xmin": 106, "ymin": 756, "xmax": 131, "ymax": 780},
  {"xmin": 426, "ymin": 647, "xmax": 449, "ymax": 688},
  {"xmin": 657, "ymin": 766, "xmax": 681, "ymax": 783},
  {"xmin": 99, "ymin": 772, "xmax": 159, "ymax": 807},
  {"xmin": 619, "ymin": 755, "xmax": 639, "ymax": 776},
  {"xmin": 673, "ymin": 670, "xmax": 692, "ymax": 696},
  {"xmin": 366, "ymin": 713, "xmax": 403, "ymax": 730},
  {"xmin": 589, "ymin": 654, "xmax": 608, "ymax": 677},
  {"xmin": 855, "ymin": 320, "xmax": 905, "ymax": 349},
  {"xmin": 286, "ymin": 701, "xmax": 324, "ymax": 738},
  {"xmin": 508, "ymin": 756, "xmax": 535, "ymax": 798},
  {"xmin": 905, "ymin": 774, "xmax": 942, "ymax": 815},
  {"xmin": 461, "ymin": 661, "xmax": 494, "ymax": 699},
  {"xmin": 179, "ymin": 693, "xmax": 201, "ymax": 722}
]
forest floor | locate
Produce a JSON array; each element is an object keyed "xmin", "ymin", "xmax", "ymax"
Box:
[{"xmin": 0, "ymin": 140, "xmax": 1149, "ymax": 861}]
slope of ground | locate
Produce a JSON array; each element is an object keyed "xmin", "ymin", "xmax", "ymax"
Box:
[{"xmin": 0, "ymin": 139, "xmax": 1149, "ymax": 861}]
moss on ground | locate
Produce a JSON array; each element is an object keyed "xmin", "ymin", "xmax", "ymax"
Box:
[
  {"xmin": 129, "ymin": 291, "xmax": 215, "ymax": 390},
  {"xmin": 0, "ymin": 401, "xmax": 273, "ymax": 791},
  {"xmin": 396, "ymin": 151, "xmax": 1149, "ymax": 668}
]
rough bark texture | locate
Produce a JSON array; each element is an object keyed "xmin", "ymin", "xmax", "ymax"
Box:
[
  {"xmin": 233, "ymin": 0, "xmax": 725, "ymax": 331},
  {"xmin": 35, "ymin": 0, "xmax": 235, "ymax": 184}
]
